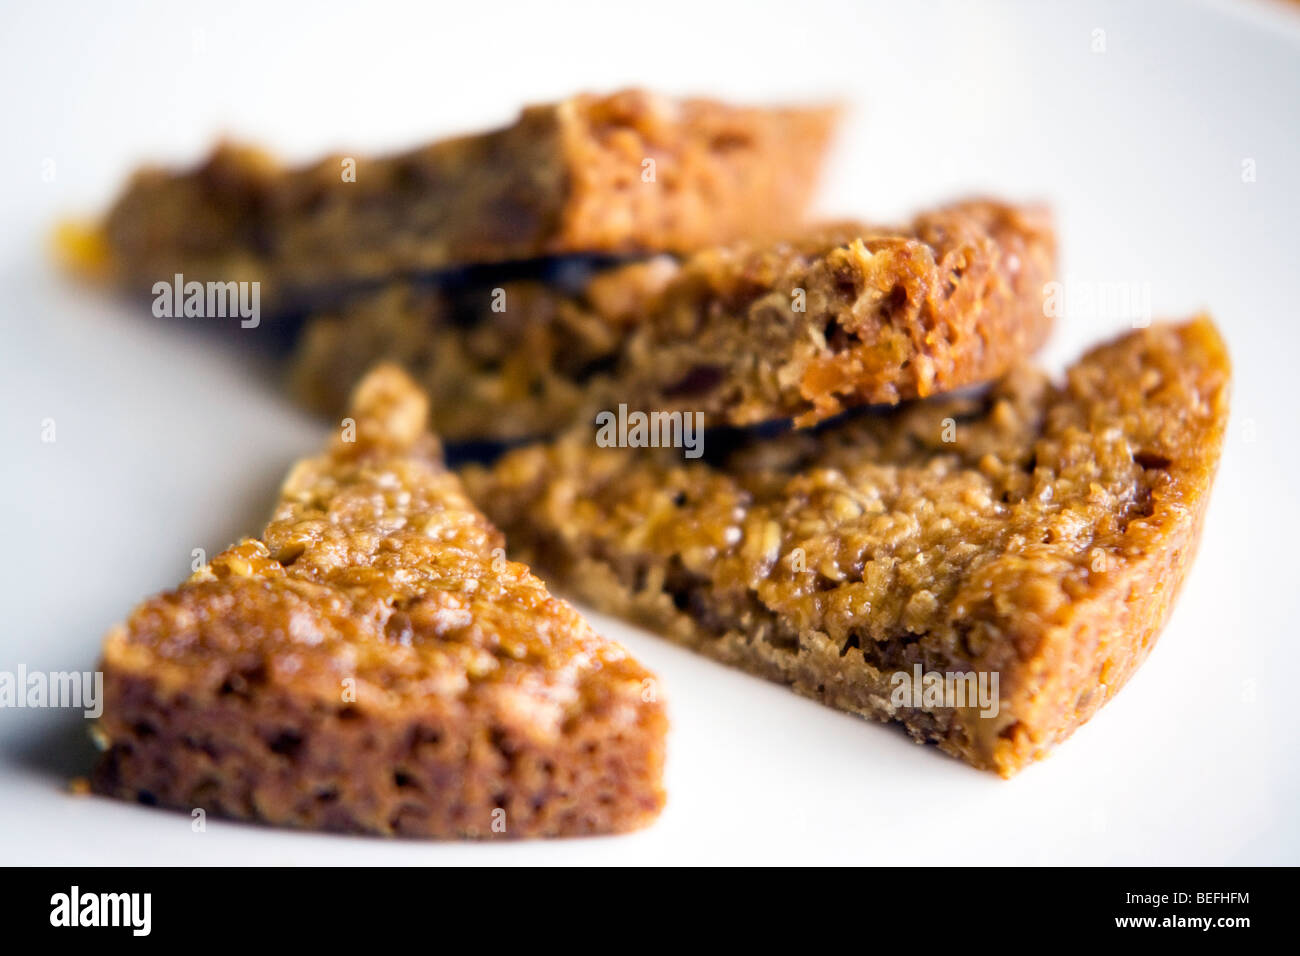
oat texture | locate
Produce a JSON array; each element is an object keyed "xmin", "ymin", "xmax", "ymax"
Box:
[{"xmin": 462, "ymin": 319, "xmax": 1229, "ymax": 776}]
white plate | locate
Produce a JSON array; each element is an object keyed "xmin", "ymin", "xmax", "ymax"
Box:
[{"xmin": 1, "ymin": 0, "xmax": 1296, "ymax": 865}]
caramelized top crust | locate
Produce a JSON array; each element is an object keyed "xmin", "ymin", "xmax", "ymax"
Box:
[
  {"xmin": 466, "ymin": 319, "xmax": 1229, "ymax": 683},
  {"xmin": 102, "ymin": 367, "xmax": 652, "ymax": 743}
]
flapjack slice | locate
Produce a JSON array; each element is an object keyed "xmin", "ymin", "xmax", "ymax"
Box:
[
  {"xmin": 291, "ymin": 200, "xmax": 1055, "ymax": 440},
  {"xmin": 82, "ymin": 89, "xmax": 837, "ymax": 308},
  {"xmin": 92, "ymin": 366, "xmax": 667, "ymax": 837},
  {"xmin": 462, "ymin": 319, "xmax": 1228, "ymax": 776}
]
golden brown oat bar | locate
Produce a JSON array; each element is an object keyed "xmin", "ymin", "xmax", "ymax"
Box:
[
  {"xmin": 92, "ymin": 366, "xmax": 666, "ymax": 838},
  {"xmin": 289, "ymin": 200, "xmax": 1055, "ymax": 441},
  {"xmin": 97, "ymin": 90, "xmax": 837, "ymax": 303},
  {"xmin": 461, "ymin": 319, "xmax": 1229, "ymax": 776}
]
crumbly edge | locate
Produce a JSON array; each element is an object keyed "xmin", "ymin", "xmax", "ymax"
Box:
[
  {"xmin": 91, "ymin": 658, "xmax": 666, "ymax": 838},
  {"xmin": 621, "ymin": 201, "xmax": 1057, "ymax": 427},
  {"xmin": 982, "ymin": 320, "xmax": 1229, "ymax": 774}
]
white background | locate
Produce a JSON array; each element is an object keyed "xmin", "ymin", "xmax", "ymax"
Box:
[{"xmin": 0, "ymin": 0, "xmax": 1297, "ymax": 865}]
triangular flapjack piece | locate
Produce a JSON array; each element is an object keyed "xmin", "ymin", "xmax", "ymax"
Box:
[{"xmin": 93, "ymin": 366, "xmax": 666, "ymax": 836}]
